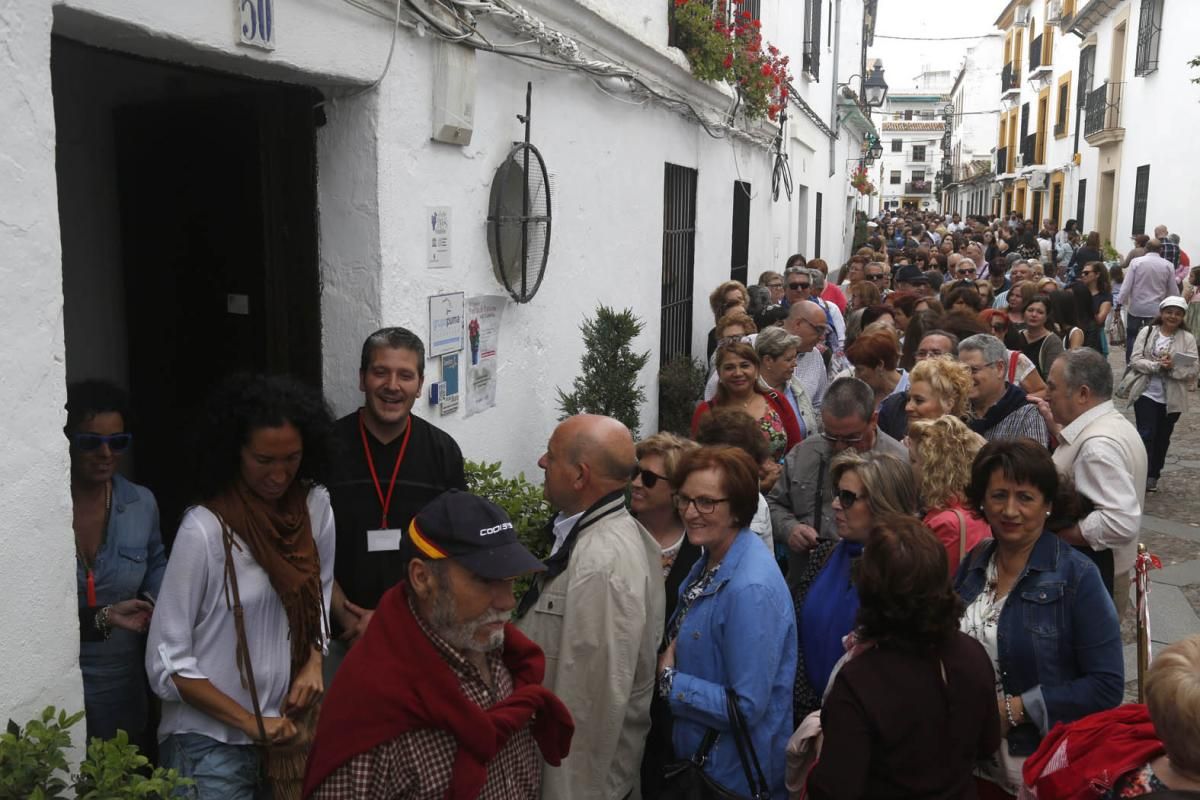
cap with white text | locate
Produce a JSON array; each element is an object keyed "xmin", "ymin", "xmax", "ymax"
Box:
[{"xmin": 407, "ymin": 489, "xmax": 546, "ymax": 580}]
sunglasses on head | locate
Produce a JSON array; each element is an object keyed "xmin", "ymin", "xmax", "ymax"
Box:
[
  {"xmin": 635, "ymin": 468, "xmax": 670, "ymax": 489},
  {"xmin": 69, "ymin": 432, "xmax": 133, "ymax": 453}
]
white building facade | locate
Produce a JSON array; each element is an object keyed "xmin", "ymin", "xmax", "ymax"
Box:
[
  {"xmin": 1, "ymin": 0, "xmax": 879, "ymax": 723},
  {"xmin": 876, "ymin": 83, "xmax": 949, "ymax": 214},
  {"xmin": 941, "ymin": 35, "xmax": 1004, "ymax": 217}
]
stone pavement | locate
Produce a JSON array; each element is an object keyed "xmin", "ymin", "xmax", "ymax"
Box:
[{"xmin": 1105, "ymin": 347, "xmax": 1200, "ymax": 700}]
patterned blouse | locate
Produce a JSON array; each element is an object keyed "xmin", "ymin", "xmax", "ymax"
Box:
[
  {"xmin": 1099, "ymin": 762, "xmax": 1169, "ymax": 798},
  {"xmin": 758, "ymin": 405, "xmax": 788, "ymax": 463}
]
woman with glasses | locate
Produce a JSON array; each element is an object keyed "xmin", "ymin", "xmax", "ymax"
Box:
[
  {"xmin": 657, "ymin": 446, "xmax": 796, "ymax": 799},
  {"xmin": 632, "ymin": 432, "xmax": 701, "ymax": 798},
  {"xmin": 147, "ymin": 374, "xmax": 335, "ymax": 798},
  {"xmin": 67, "ymin": 380, "xmax": 166, "ymax": 751},
  {"xmin": 757, "ymin": 270, "xmax": 786, "ymax": 306},
  {"xmin": 1079, "ymin": 261, "xmax": 1113, "ymax": 353},
  {"xmin": 955, "ymin": 440, "xmax": 1122, "ymax": 799},
  {"xmin": 791, "ymin": 451, "xmax": 919, "ymax": 723},
  {"xmin": 692, "ymin": 341, "xmax": 803, "ymax": 462}
]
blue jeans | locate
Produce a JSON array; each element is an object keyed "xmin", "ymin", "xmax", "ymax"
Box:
[
  {"xmin": 80, "ymin": 648, "xmax": 150, "ymax": 753},
  {"xmin": 159, "ymin": 733, "xmax": 265, "ymax": 800},
  {"xmin": 1126, "ymin": 315, "xmax": 1151, "ymax": 363}
]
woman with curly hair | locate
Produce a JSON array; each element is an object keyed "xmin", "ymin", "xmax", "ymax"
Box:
[
  {"xmin": 804, "ymin": 516, "xmax": 1000, "ymax": 799},
  {"xmin": 147, "ymin": 374, "xmax": 336, "ymax": 799},
  {"xmin": 905, "ymin": 356, "xmax": 974, "ymax": 424},
  {"xmin": 905, "ymin": 415, "xmax": 992, "ymax": 571}
]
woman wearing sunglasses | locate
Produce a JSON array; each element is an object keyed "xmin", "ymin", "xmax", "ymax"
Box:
[
  {"xmin": 791, "ymin": 451, "xmax": 919, "ymax": 724},
  {"xmin": 66, "ymin": 380, "xmax": 166, "ymax": 751}
]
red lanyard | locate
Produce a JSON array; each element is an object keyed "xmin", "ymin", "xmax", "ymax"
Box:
[{"xmin": 359, "ymin": 411, "xmax": 413, "ymax": 528}]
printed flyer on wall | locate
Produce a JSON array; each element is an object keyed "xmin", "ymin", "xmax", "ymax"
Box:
[{"xmin": 464, "ymin": 295, "xmax": 506, "ymax": 417}]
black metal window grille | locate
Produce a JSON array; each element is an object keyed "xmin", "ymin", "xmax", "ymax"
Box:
[
  {"xmin": 890, "ymin": 171, "xmax": 901, "ymax": 184},
  {"xmin": 1055, "ymin": 82, "xmax": 1069, "ymax": 135},
  {"xmin": 730, "ymin": 181, "xmax": 751, "ymax": 285},
  {"xmin": 903, "ymin": 109, "xmax": 913, "ymax": 121},
  {"xmin": 1078, "ymin": 46, "xmax": 1095, "ymax": 105},
  {"xmin": 1132, "ymin": 165, "xmax": 1150, "ymax": 235},
  {"xmin": 1077, "ymin": 178, "xmax": 1087, "ymax": 228},
  {"xmin": 1051, "ymin": 181, "xmax": 1063, "ymax": 230},
  {"xmin": 891, "ymin": 139, "xmax": 902, "ymax": 152},
  {"xmin": 803, "ymin": 0, "xmax": 821, "ymax": 79},
  {"xmin": 1029, "ymin": 33, "xmax": 1043, "ymax": 73},
  {"xmin": 1032, "ymin": 192, "xmax": 1043, "ymax": 231},
  {"xmin": 1084, "ymin": 82, "xmax": 1123, "ymax": 137},
  {"xmin": 814, "ymin": 192, "xmax": 823, "ymax": 259},
  {"xmin": 660, "ymin": 163, "xmax": 697, "ymax": 367},
  {"xmin": 997, "ymin": 145, "xmax": 1009, "ymax": 174},
  {"xmin": 1135, "ymin": 0, "xmax": 1163, "ymax": 77},
  {"xmin": 912, "ymin": 145, "xmax": 926, "ymax": 162}
]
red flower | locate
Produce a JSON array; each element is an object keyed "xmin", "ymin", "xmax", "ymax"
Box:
[
  {"xmin": 753, "ymin": 19, "xmax": 761, "ymax": 28},
  {"xmin": 723, "ymin": 53, "xmax": 734, "ymax": 69},
  {"xmin": 761, "ymin": 63, "xmax": 773, "ymax": 76}
]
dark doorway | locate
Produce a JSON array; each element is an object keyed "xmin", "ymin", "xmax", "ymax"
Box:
[
  {"xmin": 54, "ymin": 39, "xmax": 322, "ymax": 536},
  {"xmin": 730, "ymin": 181, "xmax": 751, "ymax": 285}
]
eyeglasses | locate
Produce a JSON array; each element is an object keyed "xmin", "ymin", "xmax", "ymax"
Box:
[
  {"xmin": 835, "ymin": 488, "xmax": 865, "ymax": 508},
  {"xmin": 68, "ymin": 432, "xmax": 133, "ymax": 453},
  {"xmin": 821, "ymin": 431, "xmax": 866, "ymax": 445},
  {"xmin": 673, "ymin": 493, "xmax": 729, "ymax": 515},
  {"xmin": 866, "ymin": 274, "xmax": 885, "ymax": 281},
  {"xmin": 956, "ymin": 268, "xmax": 975, "ymax": 276},
  {"xmin": 636, "ymin": 468, "xmax": 670, "ymax": 489},
  {"xmin": 766, "ymin": 281, "xmax": 784, "ymax": 289},
  {"xmin": 788, "ymin": 282, "xmax": 811, "ymax": 291}
]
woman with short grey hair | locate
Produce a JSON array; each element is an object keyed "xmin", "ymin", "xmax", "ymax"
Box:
[{"xmin": 755, "ymin": 326, "xmax": 819, "ymax": 439}]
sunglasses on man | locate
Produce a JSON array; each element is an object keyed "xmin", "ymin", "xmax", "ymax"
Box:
[
  {"xmin": 68, "ymin": 432, "xmax": 133, "ymax": 453},
  {"xmin": 788, "ymin": 281, "xmax": 811, "ymax": 291}
]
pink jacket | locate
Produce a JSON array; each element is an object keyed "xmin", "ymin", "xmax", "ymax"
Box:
[{"xmin": 923, "ymin": 501, "xmax": 992, "ymax": 572}]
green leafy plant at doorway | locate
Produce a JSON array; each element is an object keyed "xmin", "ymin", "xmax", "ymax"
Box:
[
  {"xmin": 465, "ymin": 460, "xmax": 552, "ymax": 599},
  {"xmin": 557, "ymin": 306, "xmax": 650, "ymax": 438}
]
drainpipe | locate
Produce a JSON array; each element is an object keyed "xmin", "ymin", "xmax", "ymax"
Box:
[{"xmin": 828, "ymin": 0, "xmax": 843, "ymax": 178}]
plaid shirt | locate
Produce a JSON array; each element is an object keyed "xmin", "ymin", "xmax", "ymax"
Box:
[
  {"xmin": 1160, "ymin": 239, "xmax": 1181, "ymax": 270},
  {"xmin": 980, "ymin": 402, "xmax": 1050, "ymax": 448},
  {"xmin": 310, "ymin": 603, "xmax": 541, "ymax": 800}
]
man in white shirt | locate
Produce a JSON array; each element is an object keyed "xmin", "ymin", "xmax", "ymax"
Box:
[{"xmin": 1039, "ymin": 349, "xmax": 1147, "ymax": 619}]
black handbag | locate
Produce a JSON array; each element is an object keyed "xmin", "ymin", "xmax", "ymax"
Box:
[{"xmin": 659, "ymin": 688, "xmax": 771, "ymax": 800}]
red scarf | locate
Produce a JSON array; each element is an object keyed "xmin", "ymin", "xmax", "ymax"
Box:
[
  {"xmin": 1022, "ymin": 704, "xmax": 1163, "ymax": 799},
  {"xmin": 301, "ymin": 582, "xmax": 574, "ymax": 799}
]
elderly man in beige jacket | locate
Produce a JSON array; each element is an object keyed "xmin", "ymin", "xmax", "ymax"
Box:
[{"xmin": 515, "ymin": 414, "xmax": 665, "ymax": 800}]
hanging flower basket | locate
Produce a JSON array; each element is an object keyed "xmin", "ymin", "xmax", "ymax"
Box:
[{"xmin": 673, "ymin": 0, "xmax": 792, "ymax": 122}]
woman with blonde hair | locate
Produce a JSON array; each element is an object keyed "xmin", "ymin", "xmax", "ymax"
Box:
[
  {"xmin": 905, "ymin": 416, "xmax": 992, "ymax": 571},
  {"xmin": 905, "ymin": 356, "xmax": 974, "ymax": 423},
  {"xmin": 707, "ymin": 280, "xmax": 751, "ymax": 361}
]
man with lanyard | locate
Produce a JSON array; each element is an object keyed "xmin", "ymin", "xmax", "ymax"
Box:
[{"xmin": 325, "ymin": 327, "xmax": 466, "ymax": 682}]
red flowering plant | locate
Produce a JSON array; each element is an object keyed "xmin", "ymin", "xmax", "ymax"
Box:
[
  {"xmin": 850, "ymin": 164, "xmax": 875, "ymax": 195},
  {"xmin": 673, "ymin": 0, "xmax": 792, "ymax": 122}
]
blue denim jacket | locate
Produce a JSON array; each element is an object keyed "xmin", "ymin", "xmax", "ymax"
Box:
[
  {"xmin": 77, "ymin": 474, "xmax": 167, "ymax": 660},
  {"xmin": 953, "ymin": 531, "xmax": 1123, "ymax": 756},
  {"xmin": 669, "ymin": 530, "xmax": 797, "ymax": 800}
]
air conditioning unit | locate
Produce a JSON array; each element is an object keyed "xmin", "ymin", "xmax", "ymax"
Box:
[
  {"xmin": 1014, "ymin": 6, "xmax": 1031, "ymax": 26},
  {"xmin": 1046, "ymin": 0, "xmax": 1063, "ymax": 25},
  {"xmin": 1029, "ymin": 171, "xmax": 1048, "ymax": 189}
]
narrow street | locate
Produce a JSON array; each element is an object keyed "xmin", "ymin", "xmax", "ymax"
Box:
[{"xmin": 1108, "ymin": 346, "xmax": 1200, "ymax": 699}]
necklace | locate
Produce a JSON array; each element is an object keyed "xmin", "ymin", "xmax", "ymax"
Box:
[{"xmin": 76, "ymin": 481, "xmax": 112, "ymax": 607}]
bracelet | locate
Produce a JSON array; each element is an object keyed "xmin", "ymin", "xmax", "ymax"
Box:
[
  {"xmin": 1004, "ymin": 694, "xmax": 1019, "ymax": 727},
  {"xmin": 657, "ymin": 666, "xmax": 676, "ymax": 699},
  {"xmin": 94, "ymin": 605, "xmax": 113, "ymax": 640}
]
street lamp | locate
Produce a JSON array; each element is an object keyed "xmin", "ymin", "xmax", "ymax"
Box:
[
  {"xmin": 863, "ymin": 62, "xmax": 889, "ymax": 108},
  {"xmin": 869, "ymin": 141, "xmax": 884, "ymax": 160}
]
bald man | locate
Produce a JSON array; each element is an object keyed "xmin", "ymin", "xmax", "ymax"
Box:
[
  {"xmin": 784, "ymin": 300, "xmax": 832, "ymax": 411},
  {"xmin": 515, "ymin": 415, "xmax": 665, "ymax": 800}
]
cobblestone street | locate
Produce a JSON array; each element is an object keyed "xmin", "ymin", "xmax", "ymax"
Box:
[{"xmin": 1108, "ymin": 346, "xmax": 1200, "ymax": 699}]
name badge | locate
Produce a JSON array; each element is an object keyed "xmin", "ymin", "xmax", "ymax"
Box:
[{"xmin": 367, "ymin": 529, "xmax": 403, "ymax": 552}]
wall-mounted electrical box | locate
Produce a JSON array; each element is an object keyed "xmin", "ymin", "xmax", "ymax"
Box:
[{"xmin": 432, "ymin": 41, "xmax": 476, "ymax": 146}]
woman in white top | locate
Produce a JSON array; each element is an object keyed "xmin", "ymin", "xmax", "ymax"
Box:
[
  {"xmin": 147, "ymin": 374, "xmax": 335, "ymax": 799},
  {"xmin": 1127, "ymin": 296, "xmax": 1200, "ymax": 493}
]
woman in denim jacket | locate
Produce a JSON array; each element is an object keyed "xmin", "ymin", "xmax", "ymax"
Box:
[
  {"xmin": 954, "ymin": 439, "xmax": 1123, "ymax": 799},
  {"xmin": 657, "ymin": 446, "xmax": 797, "ymax": 799},
  {"xmin": 68, "ymin": 381, "xmax": 166, "ymax": 751}
]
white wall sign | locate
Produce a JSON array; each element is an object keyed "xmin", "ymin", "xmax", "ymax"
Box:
[
  {"xmin": 465, "ymin": 295, "xmax": 506, "ymax": 417},
  {"xmin": 428, "ymin": 291, "xmax": 465, "ymax": 357},
  {"xmin": 238, "ymin": 0, "xmax": 275, "ymax": 50},
  {"xmin": 427, "ymin": 206, "xmax": 451, "ymax": 268}
]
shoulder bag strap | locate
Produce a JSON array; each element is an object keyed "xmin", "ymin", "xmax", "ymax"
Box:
[
  {"xmin": 723, "ymin": 688, "xmax": 771, "ymax": 800},
  {"xmin": 221, "ymin": 521, "xmax": 268, "ymax": 743},
  {"xmin": 952, "ymin": 508, "xmax": 968, "ymax": 562},
  {"xmin": 1008, "ymin": 350, "xmax": 1020, "ymax": 383},
  {"xmin": 688, "ymin": 727, "xmax": 720, "ymax": 767}
]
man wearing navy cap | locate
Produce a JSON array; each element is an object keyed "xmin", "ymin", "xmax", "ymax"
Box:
[{"xmin": 304, "ymin": 490, "xmax": 574, "ymax": 800}]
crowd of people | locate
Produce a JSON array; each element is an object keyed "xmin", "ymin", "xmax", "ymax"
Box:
[{"xmin": 65, "ymin": 209, "xmax": 1200, "ymax": 800}]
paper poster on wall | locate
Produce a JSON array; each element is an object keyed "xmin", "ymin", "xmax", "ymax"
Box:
[
  {"xmin": 427, "ymin": 206, "xmax": 452, "ymax": 269},
  {"xmin": 464, "ymin": 295, "xmax": 506, "ymax": 417},
  {"xmin": 428, "ymin": 291, "xmax": 465, "ymax": 358},
  {"xmin": 440, "ymin": 353, "xmax": 460, "ymax": 416}
]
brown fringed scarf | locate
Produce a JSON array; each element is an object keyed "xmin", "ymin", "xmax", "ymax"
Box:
[{"xmin": 209, "ymin": 479, "xmax": 326, "ymax": 800}]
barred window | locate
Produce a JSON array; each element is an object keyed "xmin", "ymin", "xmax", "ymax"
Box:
[{"xmin": 1135, "ymin": 0, "xmax": 1163, "ymax": 77}]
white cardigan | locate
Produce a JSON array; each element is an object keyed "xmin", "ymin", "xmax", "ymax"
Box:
[{"xmin": 146, "ymin": 486, "xmax": 335, "ymax": 744}]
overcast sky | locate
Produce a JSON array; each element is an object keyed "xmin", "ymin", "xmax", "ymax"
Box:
[{"xmin": 867, "ymin": 0, "xmax": 1004, "ymax": 90}]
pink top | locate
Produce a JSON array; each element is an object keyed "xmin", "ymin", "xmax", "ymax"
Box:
[
  {"xmin": 821, "ymin": 283, "xmax": 847, "ymax": 313},
  {"xmin": 923, "ymin": 501, "xmax": 992, "ymax": 572}
]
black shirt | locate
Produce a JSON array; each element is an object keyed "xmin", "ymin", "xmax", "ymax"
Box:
[{"xmin": 327, "ymin": 410, "xmax": 466, "ymax": 610}]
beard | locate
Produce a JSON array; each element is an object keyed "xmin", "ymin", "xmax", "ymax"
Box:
[{"xmin": 426, "ymin": 582, "xmax": 508, "ymax": 653}]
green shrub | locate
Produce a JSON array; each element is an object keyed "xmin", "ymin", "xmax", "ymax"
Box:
[
  {"xmin": 556, "ymin": 305, "xmax": 650, "ymax": 438},
  {"xmin": 657, "ymin": 355, "xmax": 707, "ymax": 437},
  {"xmin": 466, "ymin": 460, "xmax": 553, "ymax": 597},
  {"xmin": 0, "ymin": 707, "xmax": 191, "ymax": 800}
]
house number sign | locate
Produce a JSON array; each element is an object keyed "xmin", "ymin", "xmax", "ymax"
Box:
[{"xmin": 238, "ymin": 0, "xmax": 275, "ymax": 51}]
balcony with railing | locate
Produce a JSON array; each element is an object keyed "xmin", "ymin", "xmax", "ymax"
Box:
[
  {"xmin": 1028, "ymin": 34, "xmax": 1043, "ymax": 73},
  {"xmin": 996, "ymin": 145, "xmax": 1010, "ymax": 175},
  {"xmin": 1021, "ymin": 133, "xmax": 1038, "ymax": 167},
  {"xmin": 1084, "ymin": 82, "xmax": 1124, "ymax": 145},
  {"xmin": 905, "ymin": 180, "xmax": 933, "ymax": 195},
  {"xmin": 1001, "ymin": 62, "xmax": 1021, "ymax": 96}
]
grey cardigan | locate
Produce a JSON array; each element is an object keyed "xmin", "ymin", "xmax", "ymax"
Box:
[{"xmin": 1129, "ymin": 324, "xmax": 1200, "ymax": 414}]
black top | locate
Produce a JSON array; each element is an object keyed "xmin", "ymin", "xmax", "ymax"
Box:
[
  {"xmin": 807, "ymin": 633, "xmax": 1001, "ymax": 800},
  {"xmin": 327, "ymin": 411, "xmax": 466, "ymax": 610}
]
